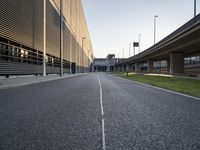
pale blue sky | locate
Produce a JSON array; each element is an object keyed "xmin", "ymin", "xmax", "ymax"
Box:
[{"xmin": 82, "ymin": 0, "xmax": 200, "ymax": 58}]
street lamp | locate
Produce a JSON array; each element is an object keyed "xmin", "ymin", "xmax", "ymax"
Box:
[
  {"xmin": 60, "ymin": 0, "xmax": 63, "ymax": 76},
  {"xmin": 154, "ymin": 15, "xmax": 158, "ymax": 44},
  {"xmin": 194, "ymin": 0, "xmax": 196, "ymax": 22},
  {"xmin": 88, "ymin": 50, "xmax": 91, "ymax": 72},
  {"xmin": 82, "ymin": 37, "xmax": 86, "ymax": 73},
  {"xmin": 129, "ymin": 43, "xmax": 131, "ymax": 57},
  {"xmin": 43, "ymin": 0, "xmax": 46, "ymax": 76},
  {"xmin": 139, "ymin": 34, "xmax": 141, "ymax": 53}
]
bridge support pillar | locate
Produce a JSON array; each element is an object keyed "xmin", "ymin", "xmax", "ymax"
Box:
[
  {"xmin": 126, "ymin": 64, "xmax": 131, "ymax": 72},
  {"xmin": 130, "ymin": 64, "xmax": 134, "ymax": 72},
  {"xmin": 119, "ymin": 65, "xmax": 122, "ymax": 72},
  {"xmin": 122, "ymin": 65, "xmax": 126, "ymax": 72},
  {"xmin": 167, "ymin": 59, "xmax": 170, "ymax": 74},
  {"xmin": 135, "ymin": 63, "xmax": 140, "ymax": 72},
  {"xmin": 170, "ymin": 53, "xmax": 184, "ymax": 74},
  {"xmin": 147, "ymin": 60, "xmax": 154, "ymax": 72}
]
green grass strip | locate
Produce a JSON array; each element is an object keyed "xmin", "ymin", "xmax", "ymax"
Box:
[{"xmin": 116, "ymin": 73, "xmax": 200, "ymax": 97}]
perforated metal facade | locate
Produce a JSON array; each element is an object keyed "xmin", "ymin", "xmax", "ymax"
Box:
[{"xmin": 0, "ymin": 0, "xmax": 93, "ymax": 75}]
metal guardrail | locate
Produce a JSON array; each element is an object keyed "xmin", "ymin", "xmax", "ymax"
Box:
[{"xmin": 0, "ymin": 38, "xmax": 70, "ymax": 75}]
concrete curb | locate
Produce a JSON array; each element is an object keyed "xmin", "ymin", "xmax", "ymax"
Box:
[
  {"xmin": 109, "ymin": 74, "xmax": 200, "ymax": 101},
  {"xmin": 0, "ymin": 73, "xmax": 89, "ymax": 90}
]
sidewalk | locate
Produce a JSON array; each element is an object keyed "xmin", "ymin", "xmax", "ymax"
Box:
[{"xmin": 0, "ymin": 73, "xmax": 88, "ymax": 90}]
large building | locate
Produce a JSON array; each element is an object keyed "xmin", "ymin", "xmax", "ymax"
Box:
[
  {"xmin": 93, "ymin": 54, "xmax": 125, "ymax": 72},
  {"xmin": 0, "ymin": 0, "xmax": 93, "ymax": 76}
]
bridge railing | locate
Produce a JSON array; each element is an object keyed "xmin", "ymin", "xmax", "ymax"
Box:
[
  {"xmin": 119, "ymin": 13, "xmax": 200, "ymax": 64},
  {"xmin": 153, "ymin": 13, "xmax": 200, "ymax": 49}
]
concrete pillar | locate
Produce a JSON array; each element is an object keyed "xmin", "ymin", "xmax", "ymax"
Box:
[
  {"xmin": 167, "ymin": 59, "xmax": 170, "ymax": 74},
  {"xmin": 147, "ymin": 60, "xmax": 154, "ymax": 72},
  {"xmin": 126, "ymin": 64, "xmax": 130, "ymax": 72},
  {"xmin": 135, "ymin": 63, "xmax": 140, "ymax": 72},
  {"xmin": 130, "ymin": 64, "xmax": 134, "ymax": 72},
  {"xmin": 170, "ymin": 53, "xmax": 184, "ymax": 74},
  {"xmin": 122, "ymin": 65, "xmax": 125, "ymax": 72}
]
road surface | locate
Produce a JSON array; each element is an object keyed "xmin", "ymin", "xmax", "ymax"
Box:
[{"xmin": 0, "ymin": 73, "xmax": 200, "ymax": 150}]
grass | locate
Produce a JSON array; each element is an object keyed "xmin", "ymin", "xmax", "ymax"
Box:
[{"xmin": 112, "ymin": 72, "xmax": 200, "ymax": 97}]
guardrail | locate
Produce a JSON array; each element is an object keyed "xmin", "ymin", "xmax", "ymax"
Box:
[
  {"xmin": 0, "ymin": 38, "xmax": 70, "ymax": 75},
  {"xmin": 118, "ymin": 13, "xmax": 200, "ymax": 64}
]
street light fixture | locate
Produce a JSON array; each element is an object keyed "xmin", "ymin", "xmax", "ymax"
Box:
[
  {"xmin": 82, "ymin": 37, "xmax": 86, "ymax": 73},
  {"xmin": 154, "ymin": 15, "xmax": 158, "ymax": 44}
]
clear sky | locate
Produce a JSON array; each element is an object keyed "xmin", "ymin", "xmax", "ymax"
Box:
[{"xmin": 82, "ymin": 0, "xmax": 200, "ymax": 58}]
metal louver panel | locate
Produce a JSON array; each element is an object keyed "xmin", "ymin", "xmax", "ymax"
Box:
[
  {"xmin": 63, "ymin": 25, "xmax": 70, "ymax": 61},
  {"xmin": 33, "ymin": 0, "xmax": 44, "ymax": 51},
  {"xmin": 0, "ymin": 0, "xmax": 34, "ymax": 48},
  {"xmin": 46, "ymin": 0, "xmax": 60, "ymax": 58}
]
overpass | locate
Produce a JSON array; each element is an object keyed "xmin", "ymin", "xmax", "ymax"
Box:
[{"xmin": 116, "ymin": 13, "xmax": 200, "ymax": 75}]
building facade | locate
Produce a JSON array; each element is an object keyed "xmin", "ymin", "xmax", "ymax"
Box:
[
  {"xmin": 93, "ymin": 54, "xmax": 125, "ymax": 72},
  {"xmin": 0, "ymin": 0, "xmax": 93, "ymax": 76}
]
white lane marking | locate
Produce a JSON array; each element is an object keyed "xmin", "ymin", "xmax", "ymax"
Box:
[
  {"xmin": 97, "ymin": 73, "xmax": 106, "ymax": 150},
  {"xmin": 110, "ymin": 74, "xmax": 200, "ymax": 101}
]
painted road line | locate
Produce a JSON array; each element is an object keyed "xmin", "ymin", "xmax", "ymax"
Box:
[{"xmin": 97, "ymin": 73, "xmax": 106, "ymax": 150}]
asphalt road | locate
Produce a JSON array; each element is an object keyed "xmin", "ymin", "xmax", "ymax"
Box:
[{"xmin": 0, "ymin": 73, "xmax": 200, "ymax": 150}]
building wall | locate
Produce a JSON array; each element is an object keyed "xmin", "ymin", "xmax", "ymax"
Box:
[{"xmin": 0, "ymin": 0, "xmax": 93, "ymax": 75}]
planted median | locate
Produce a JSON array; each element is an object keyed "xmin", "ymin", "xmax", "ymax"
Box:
[{"xmin": 113, "ymin": 72, "xmax": 200, "ymax": 97}]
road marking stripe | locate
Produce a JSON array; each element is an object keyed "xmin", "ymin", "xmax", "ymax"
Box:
[
  {"xmin": 97, "ymin": 73, "xmax": 106, "ymax": 150},
  {"xmin": 110, "ymin": 74, "xmax": 200, "ymax": 101}
]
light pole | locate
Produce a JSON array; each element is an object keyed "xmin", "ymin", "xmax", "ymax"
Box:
[
  {"xmin": 88, "ymin": 50, "xmax": 91, "ymax": 72},
  {"xmin": 129, "ymin": 43, "xmax": 131, "ymax": 57},
  {"xmin": 133, "ymin": 42, "xmax": 135, "ymax": 56},
  {"xmin": 123, "ymin": 48, "xmax": 124, "ymax": 58},
  {"xmin": 154, "ymin": 15, "xmax": 158, "ymax": 44},
  {"xmin": 82, "ymin": 37, "xmax": 86, "ymax": 73},
  {"xmin": 60, "ymin": 0, "xmax": 63, "ymax": 76},
  {"xmin": 43, "ymin": 0, "xmax": 46, "ymax": 76},
  {"xmin": 194, "ymin": 0, "xmax": 196, "ymax": 22},
  {"xmin": 139, "ymin": 34, "xmax": 141, "ymax": 53}
]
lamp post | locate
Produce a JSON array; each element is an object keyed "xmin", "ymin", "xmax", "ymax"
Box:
[
  {"xmin": 194, "ymin": 0, "xmax": 196, "ymax": 22},
  {"xmin": 60, "ymin": 0, "xmax": 63, "ymax": 76},
  {"xmin": 139, "ymin": 34, "xmax": 141, "ymax": 53},
  {"xmin": 82, "ymin": 37, "xmax": 86, "ymax": 73},
  {"xmin": 133, "ymin": 42, "xmax": 135, "ymax": 56},
  {"xmin": 43, "ymin": 0, "xmax": 46, "ymax": 76},
  {"xmin": 129, "ymin": 43, "xmax": 131, "ymax": 57},
  {"xmin": 88, "ymin": 50, "xmax": 91, "ymax": 72},
  {"xmin": 154, "ymin": 15, "xmax": 158, "ymax": 44},
  {"xmin": 123, "ymin": 48, "xmax": 124, "ymax": 58}
]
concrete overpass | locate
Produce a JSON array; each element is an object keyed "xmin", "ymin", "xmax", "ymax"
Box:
[{"xmin": 116, "ymin": 14, "xmax": 200, "ymax": 75}]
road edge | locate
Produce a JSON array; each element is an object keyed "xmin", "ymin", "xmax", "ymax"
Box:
[
  {"xmin": 0, "ymin": 73, "xmax": 89, "ymax": 90},
  {"xmin": 109, "ymin": 74, "xmax": 200, "ymax": 101}
]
